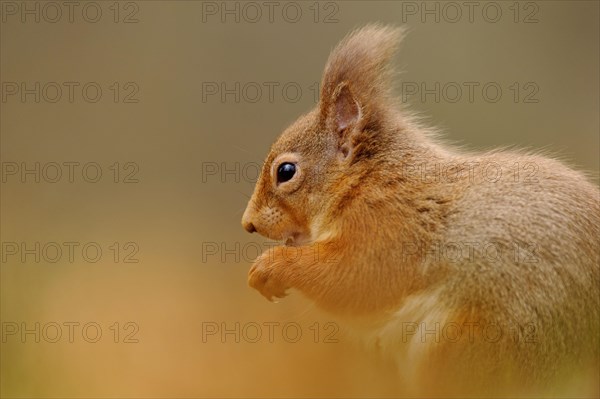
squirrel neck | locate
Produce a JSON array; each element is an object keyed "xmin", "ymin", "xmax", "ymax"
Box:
[{"xmin": 308, "ymin": 115, "xmax": 458, "ymax": 316}]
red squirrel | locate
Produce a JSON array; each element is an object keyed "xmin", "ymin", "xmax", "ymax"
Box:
[{"xmin": 241, "ymin": 25, "xmax": 599, "ymax": 396}]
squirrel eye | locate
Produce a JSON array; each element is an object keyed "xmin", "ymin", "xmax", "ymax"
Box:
[{"xmin": 277, "ymin": 162, "xmax": 296, "ymax": 183}]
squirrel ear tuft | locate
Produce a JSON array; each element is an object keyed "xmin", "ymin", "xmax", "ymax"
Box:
[{"xmin": 319, "ymin": 24, "xmax": 405, "ymax": 131}]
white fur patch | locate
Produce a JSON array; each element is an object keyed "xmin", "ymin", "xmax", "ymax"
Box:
[{"xmin": 359, "ymin": 287, "xmax": 450, "ymax": 384}]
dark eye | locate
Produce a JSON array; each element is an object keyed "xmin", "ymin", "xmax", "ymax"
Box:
[{"xmin": 277, "ymin": 162, "xmax": 296, "ymax": 183}]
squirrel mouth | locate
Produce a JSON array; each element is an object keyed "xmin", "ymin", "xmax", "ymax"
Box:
[{"xmin": 283, "ymin": 233, "xmax": 309, "ymax": 247}]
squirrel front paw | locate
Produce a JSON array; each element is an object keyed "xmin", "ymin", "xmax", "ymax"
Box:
[{"xmin": 248, "ymin": 249, "xmax": 289, "ymax": 301}]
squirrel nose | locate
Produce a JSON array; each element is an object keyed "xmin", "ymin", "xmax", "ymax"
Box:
[
  {"xmin": 241, "ymin": 203, "xmax": 257, "ymax": 233},
  {"xmin": 243, "ymin": 221, "xmax": 256, "ymax": 233}
]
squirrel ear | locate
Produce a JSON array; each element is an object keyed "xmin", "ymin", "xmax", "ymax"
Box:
[
  {"xmin": 333, "ymin": 83, "xmax": 361, "ymax": 134},
  {"xmin": 322, "ymin": 83, "xmax": 361, "ymax": 159},
  {"xmin": 318, "ymin": 24, "xmax": 404, "ymax": 136}
]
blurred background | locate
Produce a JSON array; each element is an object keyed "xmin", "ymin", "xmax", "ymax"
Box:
[{"xmin": 1, "ymin": 1, "xmax": 598, "ymax": 397}]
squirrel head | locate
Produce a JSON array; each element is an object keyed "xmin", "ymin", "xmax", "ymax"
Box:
[{"xmin": 242, "ymin": 25, "xmax": 405, "ymax": 245}]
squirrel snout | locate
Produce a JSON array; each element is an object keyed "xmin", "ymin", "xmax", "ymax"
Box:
[
  {"xmin": 243, "ymin": 221, "xmax": 256, "ymax": 233},
  {"xmin": 242, "ymin": 208, "xmax": 257, "ymax": 233}
]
